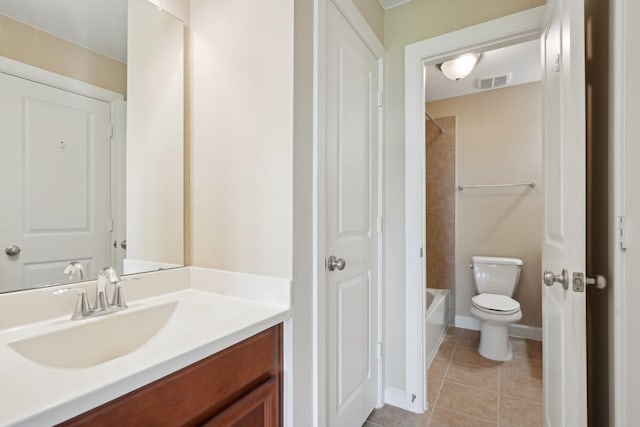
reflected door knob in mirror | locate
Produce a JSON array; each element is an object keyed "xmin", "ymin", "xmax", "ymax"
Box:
[
  {"xmin": 5, "ymin": 245, "xmax": 21, "ymax": 257},
  {"xmin": 543, "ymin": 269, "xmax": 569, "ymax": 290},
  {"xmin": 327, "ymin": 255, "xmax": 346, "ymax": 271}
]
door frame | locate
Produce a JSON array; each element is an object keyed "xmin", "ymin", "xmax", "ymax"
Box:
[
  {"xmin": 402, "ymin": 7, "xmax": 544, "ymax": 412},
  {"xmin": 612, "ymin": 0, "xmax": 636, "ymax": 424},
  {"xmin": 315, "ymin": 0, "xmax": 385, "ymax": 425},
  {"xmin": 0, "ymin": 56, "xmax": 124, "ymax": 103}
]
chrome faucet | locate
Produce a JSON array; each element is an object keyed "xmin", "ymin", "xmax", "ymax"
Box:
[
  {"xmin": 95, "ymin": 267, "xmax": 119, "ymax": 311},
  {"xmin": 63, "ymin": 261, "xmax": 86, "ymax": 281},
  {"xmin": 54, "ymin": 267, "xmax": 134, "ymax": 320}
]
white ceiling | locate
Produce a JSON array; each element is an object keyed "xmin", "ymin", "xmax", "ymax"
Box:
[
  {"xmin": 425, "ymin": 39, "xmax": 541, "ymax": 102},
  {"xmin": 0, "ymin": 0, "xmax": 127, "ymax": 63}
]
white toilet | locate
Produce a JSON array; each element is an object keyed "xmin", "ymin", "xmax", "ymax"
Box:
[{"xmin": 470, "ymin": 256, "xmax": 523, "ymax": 361}]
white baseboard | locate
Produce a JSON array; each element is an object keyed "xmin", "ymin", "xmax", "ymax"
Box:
[
  {"xmin": 454, "ymin": 315, "xmax": 480, "ymax": 330},
  {"xmin": 509, "ymin": 324, "xmax": 542, "ymax": 341},
  {"xmin": 454, "ymin": 315, "xmax": 542, "ymax": 341}
]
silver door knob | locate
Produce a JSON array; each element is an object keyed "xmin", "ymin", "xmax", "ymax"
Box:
[
  {"xmin": 327, "ymin": 255, "xmax": 346, "ymax": 271},
  {"xmin": 5, "ymin": 245, "xmax": 21, "ymax": 256},
  {"xmin": 543, "ymin": 269, "xmax": 569, "ymax": 290}
]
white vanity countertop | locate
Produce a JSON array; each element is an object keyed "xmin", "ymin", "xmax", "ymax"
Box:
[{"xmin": 0, "ymin": 267, "xmax": 291, "ymax": 426}]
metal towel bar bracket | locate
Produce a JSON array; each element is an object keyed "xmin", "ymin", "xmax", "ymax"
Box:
[{"xmin": 457, "ymin": 181, "xmax": 536, "ymax": 191}]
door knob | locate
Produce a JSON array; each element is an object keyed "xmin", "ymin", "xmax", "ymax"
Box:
[
  {"xmin": 5, "ymin": 245, "xmax": 21, "ymax": 257},
  {"xmin": 543, "ymin": 269, "xmax": 569, "ymax": 290},
  {"xmin": 327, "ymin": 255, "xmax": 346, "ymax": 271}
]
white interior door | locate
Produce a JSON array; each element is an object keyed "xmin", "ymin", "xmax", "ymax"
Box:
[
  {"xmin": 541, "ymin": 0, "xmax": 587, "ymax": 425},
  {"xmin": 0, "ymin": 72, "xmax": 111, "ymax": 291},
  {"xmin": 326, "ymin": 3, "xmax": 379, "ymax": 426}
]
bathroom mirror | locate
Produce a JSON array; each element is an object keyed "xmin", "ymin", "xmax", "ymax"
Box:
[{"xmin": 0, "ymin": 0, "xmax": 184, "ymax": 293}]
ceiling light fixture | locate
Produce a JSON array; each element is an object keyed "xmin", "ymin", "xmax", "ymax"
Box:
[{"xmin": 438, "ymin": 53, "xmax": 480, "ymax": 82}]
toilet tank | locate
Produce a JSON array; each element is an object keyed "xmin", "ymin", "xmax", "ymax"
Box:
[{"xmin": 472, "ymin": 256, "xmax": 523, "ymax": 296}]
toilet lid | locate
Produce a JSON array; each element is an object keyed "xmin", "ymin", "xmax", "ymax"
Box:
[{"xmin": 472, "ymin": 293, "xmax": 520, "ymax": 314}]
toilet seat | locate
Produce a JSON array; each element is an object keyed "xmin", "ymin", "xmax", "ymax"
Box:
[{"xmin": 472, "ymin": 293, "xmax": 520, "ymax": 315}]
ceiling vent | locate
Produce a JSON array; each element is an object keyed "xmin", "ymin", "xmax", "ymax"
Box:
[{"xmin": 477, "ymin": 73, "xmax": 512, "ymax": 90}]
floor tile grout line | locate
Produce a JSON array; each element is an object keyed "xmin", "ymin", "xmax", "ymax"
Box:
[
  {"xmin": 447, "ymin": 358, "xmax": 502, "ymax": 371},
  {"xmin": 449, "ymin": 356, "xmax": 501, "ymax": 370},
  {"xmin": 432, "ymin": 360, "xmax": 448, "ymax": 403},
  {"xmin": 439, "ymin": 378, "xmax": 500, "ymax": 396},
  {"xmin": 442, "ymin": 377, "xmax": 499, "ymax": 394},
  {"xmin": 435, "ymin": 328, "xmax": 543, "ymax": 425}
]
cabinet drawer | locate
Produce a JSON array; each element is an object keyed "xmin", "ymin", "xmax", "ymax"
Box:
[
  {"xmin": 203, "ymin": 377, "xmax": 278, "ymax": 427},
  {"xmin": 59, "ymin": 324, "xmax": 282, "ymax": 427}
]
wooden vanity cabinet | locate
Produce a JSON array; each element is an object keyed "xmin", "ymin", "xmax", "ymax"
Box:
[{"xmin": 58, "ymin": 324, "xmax": 282, "ymax": 427}]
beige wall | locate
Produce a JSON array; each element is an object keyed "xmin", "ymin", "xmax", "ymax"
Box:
[
  {"xmin": 189, "ymin": 0, "xmax": 293, "ymax": 279},
  {"xmin": 428, "ymin": 82, "xmax": 543, "ymax": 327},
  {"xmin": 382, "ymin": 0, "xmax": 545, "ymax": 390},
  {"xmin": 352, "ymin": 0, "xmax": 385, "ymax": 42},
  {"xmin": 0, "ymin": 16, "xmax": 126, "ymax": 94}
]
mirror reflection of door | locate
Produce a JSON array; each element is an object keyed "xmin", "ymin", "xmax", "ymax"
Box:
[
  {"xmin": 0, "ymin": 72, "xmax": 111, "ymax": 291},
  {"xmin": 0, "ymin": 0, "xmax": 184, "ymax": 293}
]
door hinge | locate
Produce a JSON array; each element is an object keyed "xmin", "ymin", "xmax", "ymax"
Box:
[
  {"xmin": 376, "ymin": 342, "xmax": 383, "ymax": 360},
  {"xmin": 377, "ymin": 216, "xmax": 383, "ymax": 233},
  {"xmin": 109, "ymin": 218, "xmax": 114, "ymax": 232},
  {"xmin": 419, "ymin": 247, "xmax": 424, "ymax": 258},
  {"xmin": 617, "ymin": 216, "xmax": 627, "ymax": 250},
  {"xmin": 109, "ymin": 124, "xmax": 114, "ymax": 138},
  {"xmin": 377, "ymin": 91, "xmax": 383, "ymax": 107}
]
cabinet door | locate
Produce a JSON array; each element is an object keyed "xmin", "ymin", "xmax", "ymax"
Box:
[
  {"xmin": 203, "ymin": 378, "xmax": 278, "ymax": 427},
  {"xmin": 58, "ymin": 325, "xmax": 282, "ymax": 427}
]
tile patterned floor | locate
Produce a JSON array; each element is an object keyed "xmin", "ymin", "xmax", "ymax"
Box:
[{"xmin": 364, "ymin": 327, "xmax": 543, "ymax": 427}]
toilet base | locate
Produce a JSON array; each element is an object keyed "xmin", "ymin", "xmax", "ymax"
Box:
[
  {"xmin": 471, "ymin": 305, "xmax": 522, "ymax": 361},
  {"xmin": 478, "ymin": 322, "xmax": 512, "ymax": 361}
]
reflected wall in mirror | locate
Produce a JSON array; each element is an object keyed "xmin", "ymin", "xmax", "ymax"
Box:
[{"xmin": 0, "ymin": 0, "xmax": 184, "ymax": 293}]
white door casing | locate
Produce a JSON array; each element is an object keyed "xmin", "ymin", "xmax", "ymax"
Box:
[
  {"xmin": 326, "ymin": 3, "xmax": 379, "ymax": 426},
  {"xmin": 612, "ymin": 0, "xmax": 640, "ymax": 424},
  {"xmin": 0, "ymin": 71, "xmax": 112, "ymax": 291},
  {"xmin": 541, "ymin": 0, "xmax": 587, "ymax": 425},
  {"xmin": 403, "ymin": 8, "xmax": 544, "ymax": 413}
]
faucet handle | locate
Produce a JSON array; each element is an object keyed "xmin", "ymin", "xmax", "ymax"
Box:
[
  {"xmin": 105, "ymin": 267, "xmax": 121, "ymax": 283},
  {"xmin": 53, "ymin": 288, "xmax": 93, "ymax": 320},
  {"xmin": 110, "ymin": 278, "xmax": 139, "ymax": 310}
]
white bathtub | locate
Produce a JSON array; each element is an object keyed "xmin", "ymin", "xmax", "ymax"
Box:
[{"xmin": 425, "ymin": 288, "xmax": 450, "ymax": 367}]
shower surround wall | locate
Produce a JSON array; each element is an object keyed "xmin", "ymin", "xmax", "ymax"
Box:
[{"xmin": 425, "ymin": 116, "xmax": 456, "ymax": 322}]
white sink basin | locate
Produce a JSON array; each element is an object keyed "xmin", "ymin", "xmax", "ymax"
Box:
[
  {"xmin": 0, "ymin": 268, "xmax": 291, "ymax": 427},
  {"xmin": 9, "ymin": 302, "xmax": 179, "ymax": 369}
]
